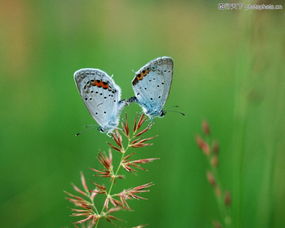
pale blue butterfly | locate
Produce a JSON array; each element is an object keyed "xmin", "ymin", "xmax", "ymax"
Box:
[
  {"xmin": 129, "ymin": 56, "xmax": 174, "ymax": 118},
  {"xmin": 74, "ymin": 68, "xmax": 127, "ymax": 134}
]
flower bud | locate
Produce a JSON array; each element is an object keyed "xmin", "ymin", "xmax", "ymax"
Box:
[
  {"xmin": 213, "ymin": 141, "xmax": 219, "ymax": 155},
  {"xmin": 211, "ymin": 156, "xmax": 219, "ymax": 167},
  {"xmin": 206, "ymin": 171, "xmax": 216, "ymax": 186},
  {"xmin": 196, "ymin": 136, "xmax": 210, "ymax": 156},
  {"xmin": 224, "ymin": 191, "xmax": 231, "ymax": 207},
  {"xmin": 202, "ymin": 121, "xmax": 210, "ymax": 135}
]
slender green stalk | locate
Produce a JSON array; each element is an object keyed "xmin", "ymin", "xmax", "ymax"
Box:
[
  {"xmin": 89, "ymin": 193, "xmax": 100, "ymax": 215},
  {"xmin": 205, "ymin": 136, "xmax": 232, "ymax": 228},
  {"xmin": 95, "ymin": 138, "xmax": 131, "ymax": 228},
  {"xmin": 232, "ymin": 6, "xmax": 254, "ymax": 228}
]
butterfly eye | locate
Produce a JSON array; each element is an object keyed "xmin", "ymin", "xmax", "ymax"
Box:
[
  {"xmin": 97, "ymin": 127, "xmax": 104, "ymax": 132},
  {"xmin": 160, "ymin": 110, "xmax": 166, "ymax": 117}
]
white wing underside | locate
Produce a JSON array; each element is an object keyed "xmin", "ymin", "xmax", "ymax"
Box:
[
  {"xmin": 131, "ymin": 57, "xmax": 173, "ymax": 116},
  {"xmin": 74, "ymin": 68, "xmax": 122, "ymax": 132}
]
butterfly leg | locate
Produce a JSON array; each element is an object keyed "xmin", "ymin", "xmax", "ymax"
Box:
[{"xmin": 126, "ymin": 96, "xmax": 138, "ymax": 104}]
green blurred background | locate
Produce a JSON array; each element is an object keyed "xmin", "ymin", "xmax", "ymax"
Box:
[{"xmin": 0, "ymin": 0, "xmax": 284, "ymax": 227}]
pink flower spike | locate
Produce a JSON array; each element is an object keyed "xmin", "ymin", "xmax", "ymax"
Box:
[
  {"xmin": 136, "ymin": 114, "xmax": 147, "ymax": 131},
  {"xmin": 106, "ymin": 206, "xmax": 123, "ymax": 214},
  {"xmin": 131, "ymin": 158, "xmax": 159, "ymax": 164},
  {"xmin": 133, "ymin": 114, "xmax": 138, "ymax": 132},
  {"xmin": 71, "ymin": 208, "xmax": 89, "ymax": 213},
  {"xmin": 108, "ymin": 143, "xmax": 122, "ymax": 152},
  {"xmin": 202, "ymin": 120, "xmax": 211, "ymax": 135},
  {"xmin": 112, "ymin": 130, "xmax": 123, "ymax": 148},
  {"xmin": 74, "ymin": 215, "xmax": 94, "ymax": 224},
  {"xmin": 64, "ymin": 191, "xmax": 85, "ymax": 202},
  {"xmin": 130, "ymin": 137, "xmax": 155, "ymax": 148},
  {"xmin": 90, "ymin": 190, "xmax": 97, "ymax": 201},
  {"xmin": 71, "ymin": 183, "xmax": 87, "ymax": 197},
  {"xmin": 103, "ymin": 196, "xmax": 110, "ymax": 210},
  {"xmin": 65, "ymin": 111, "xmax": 159, "ymax": 226},
  {"xmin": 98, "ymin": 151, "xmax": 113, "ymax": 170},
  {"xmin": 80, "ymin": 172, "xmax": 89, "ymax": 193},
  {"xmin": 135, "ymin": 124, "xmax": 152, "ymax": 137},
  {"xmin": 122, "ymin": 114, "xmax": 130, "ymax": 137},
  {"xmin": 195, "ymin": 135, "xmax": 210, "ymax": 155},
  {"xmin": 122, "ymin": 157, "xmax": 159, "ymax": 172},
  {"xmin": 90, "ymin": 168, "xmax": 111, "ymax": 178},
  {"xmin": 130, "ymin": 142, "xmax": 153, "ymax": 148},
  {"xmin": 118, "ymin": 182, "xmax": 154, "ymax": 207}
]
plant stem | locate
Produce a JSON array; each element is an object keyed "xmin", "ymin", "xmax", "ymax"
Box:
[
  {"xmin": 207, "ymin": 155, "xmax": 231, "ymax": 228},
  {"xmin": 90, "ymin": 193, "xmax": 99, "ymax": 215},
  {"xmin": 95, "ymin": 137, "xmax": 131, "ymax": 228},
  {"xmin": 205, "ymin": 136, "xmax": 231, "ymax": 228}
]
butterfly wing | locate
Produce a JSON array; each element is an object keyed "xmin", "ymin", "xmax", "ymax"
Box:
[
  {"xmin": 131, "ymin": 56, "xmax": 173, "ymax": 118},
  {"xmin": 74, "ymin": 68, "xmax": 123, "ymax": 133}
]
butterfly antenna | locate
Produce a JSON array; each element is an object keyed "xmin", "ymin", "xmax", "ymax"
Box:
[
  {"xmin": 75, "ymin": 124, "xmax": 97, "ymax": 136},
  {"xmin": 165, "ymin": 105, "xmax": 180, "ymax": 109},
  {"xmin": 166, "ymin": 110, "xmax": 186, "ymax": 116},
  {"xmin": 127, "ymin": 96, "xmax": 138, "ymax": 104}
]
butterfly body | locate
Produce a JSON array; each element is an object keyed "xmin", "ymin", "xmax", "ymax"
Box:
[
  {"xmin": 131, "ymin": 56, "xmax": 173, "ymax": 118},
  {"xmin": 74, "ymin": 68, "xmax": 126, "ymax": 134}
]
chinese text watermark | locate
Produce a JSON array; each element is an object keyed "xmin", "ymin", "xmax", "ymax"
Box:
[{"xmin": 218, "ymin": 3, "xmax": 283, "ymax": 10}]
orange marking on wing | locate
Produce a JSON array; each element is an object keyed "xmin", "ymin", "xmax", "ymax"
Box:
[
  {"xmin": 138, "ymin": 69, "xmax": 150, "ymax": 80},
  {"xmin": 133, "ymin": 69, "xmax": 150, "ymax": 85},
  {"xmin": 102, "ymin": 82, "xmax": 109, "ymax": 89},
  {"xmin": 137, "ymin": 73, "xmax": 142, "ymax": 80},
  {"xmin": 91, "ymin": 80, "xmax": 103, "ymax": 87},
  {"xmin": 97, "ymin": 81, "xmax": 103, "ymax": 87}
]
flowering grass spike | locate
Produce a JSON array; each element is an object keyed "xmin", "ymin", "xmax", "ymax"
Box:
[
  {"xmin": 66, "ymin": 114, "xmax": 158, "ymax": 227},
  {"xmin": 196, "ymin": 121, "xmax": 232, "ymax": 228}
]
